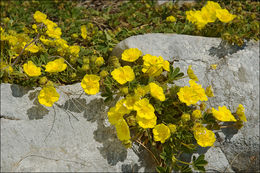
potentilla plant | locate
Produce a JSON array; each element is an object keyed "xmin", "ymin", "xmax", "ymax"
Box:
[
  {"xmin": 1, "ymin": 7, "xmax": 248, "ymax": 173},
  {"xmin": 59, "ymin": 47, "xmax": 246, "ymax": 172},
  {"xmin": 33, "ymin": 44, "xmax": 246, "ymax": 172}
]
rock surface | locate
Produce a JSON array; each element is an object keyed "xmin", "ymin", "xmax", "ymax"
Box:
[
  {"xmin": 1, "ymin": 83, "xmax": 155, "ymax": 172},
  {"xmin": 112, "ymin": 33, "xmax": 259, "ymax": 172}
]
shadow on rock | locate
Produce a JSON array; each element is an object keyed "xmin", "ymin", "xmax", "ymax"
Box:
[
  {"xmin": 79, "ymin": 98, "xmax": 128, "ymax": 166},
  {"xmin": 121, "ymin": 163, "xmax": 139, "ymax": 172},
  {"xmin": 130, "ymin": 143, "xmax": 157, "ymax": 172},
  {"xmin": 11, "ymin": 84, "xmax": 33, "ymax": 97},
  {"xmin": 27, "ymin": 90, "xmax": 49, "ymax": 120},
  {"xmin": 209, "ymin": 41, "xmax": 246, "ymax": 58},
  {"xmin": 63, "ymin": 98, "xmax": 87, "ymax": 113},
  {"xmin": 221, "ymin": 122, "xmax": 239, "ymax": 141}
]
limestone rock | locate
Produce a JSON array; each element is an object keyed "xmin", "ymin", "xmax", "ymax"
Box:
[
  {"xmin": 112, "ymin": 33, "xmax": 259, "ymax": 172},
  {"xmin": 0, "ymin": 83, "xmax": 155, "ymax": 172}
]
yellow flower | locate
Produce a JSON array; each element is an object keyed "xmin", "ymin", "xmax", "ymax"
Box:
[
  {"xmin": 167, "ymin": 124, "xmax": 177, "ymax": 134},
  {"xmin": 202, "ymin": 1, "xmax": 221, "ymax": 23},
  {"xmin": 212, "ymin": 106, "xmax": 237, "ymax": 122},
  {"xmin": 189, "ymin": 80, "xmax": 208, "ymax": 102},
  {"xmin": 115, "ymin": 119, "xmax": 131, "ymax": 141},
  {"xmin": 193, "ymin": 11, "xmax": 208, "ymax": 30},
  {"xmin": 43, "ymin": 19, "xmax": 57, "ymax": 29},
  {"xmin": 54, "ymin": 38, "xmax": 69, "ymax": 49},
  {"xmin": 23, "ymin": 61, "xmax": 41, "ymax": 77},
  {"xmin": 22, "ymin": 42, "xmax": 39, "ymax": 53},
  {"xmin": 134, "ymin": 98, "xmax": 155, "ymax": 119},
  {"xmin": 40, "ymin": 36, "xmax": 53, "ymax": 46},
  {"xmin": 38, "ymin": 86, "xmax": 60, "ymax": 107},
  {"xmin": 149, "ymin": 82, "xmax": 165, "ymax": 101},
  {"xmin": 0, "ymin": 61, "xmax": 13, "ymax": 73},
  {"xmin": 153, "ymin": 124, "xmax": 171, "ymax": 143},
  {"xmin": 193, "ymin": 125, "xmax": 216, "ymax": 147},
  {"xmin": 45, "ymin": 58, "xmax": 67, "ymax": 73},
  {"xmin": 236, "ymin": 104, "xmax": 247, "ymax": 122},
  {"xmin": 95, "ymin": 57, "xmax": 105, "ymax": 66},
  {"xmin": 136, "ymin": 115, "xmax": 157, "ymax": 129},
  {"xmin": 81, "ymin": 74, "xmax": 100, "ymax": 95},
  {"xmin": 111, "ymin": 66, "xmax": 135, "ymax": 85},
  {"xmin": 142, "ymin": 54, "xmax": 169, "ymax": 76},
  {"xmin": 81, "ymin": 25, "xmax": 87, "ymax": 39},
  {"xmin": 192, "ymin": 109, "xmax": 202, "ymax": 119},
  {"xmin": 210, "ymin": 64, "xmax": 218, "ymax": 70},
  {"xmin": 107, "ymin": 106, "xmax": 124, "ymax": 125},
  {"xmin": 69, "ymin": 45, "xmax": 80, "ymax": 57},
  {"xmin": 166, "ymin": 16, "xmax": 176, "ymax": 22},
  {"xmin": 123, "ymin": 95, "xmax": 139, "ymax": 110},
  {"xmin": 33, "ymin": 11, "xmax": 47, "ymax": 23},
  {"xmin": 177, "ymin": 86, "xmax": 198, "ymax": 106},
  {"xmin": 177, "ymin": 80, "xmax": 208, "ymax": 106},
  {"xmin": 205, "ymin": 85, "xmax": 214, "ymax": 97},
  {"xmin": 120, "ymin": 86, "xmax": 129, "ymax": 95},
  {"xmin": 186, "ymin": 10, "xmax": 197, "ymax": 23},
  {"xmin": 187, "ymin": 65, "xmax": 198, "ymax": 81},
  {"xmin": 163, "ymin": 60, "xmax": 170, "ymax": 71},
  {"xmin": 115, "ymin": 99, "xmax": 131, "ymax": 115},
  {"xmin": 46, "ymin": 27, "xmax": 62, "ymax": 39},
  {"xmin": 121, "ymin": 48, "xmax": 142, "ymax": 62},
  {"xmin": 216, "ymin": 9, "xmax": 236, "ymax": 23},
  {"xmin": 134, "ymin": 85, "xmax": 149, "ymax": 98},
  {"xmin": 32, "ymin": 24, "xmax": 38, "ymax": 33}
]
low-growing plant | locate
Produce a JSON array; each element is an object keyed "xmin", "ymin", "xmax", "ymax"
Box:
[{"xmin": 0, "ymin": 1, "xmax": 252, "ymax": 172}]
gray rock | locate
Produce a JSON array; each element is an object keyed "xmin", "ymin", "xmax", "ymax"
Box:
[
  {"xmin": 1, "ymin": 83, "xmax": 155, "ymax": 172},
  {"xmin": 111, "ymin": 33, "xmax": 259, "ymax": 172}
]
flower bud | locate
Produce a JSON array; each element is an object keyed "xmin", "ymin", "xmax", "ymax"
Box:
[
  {"xmin": 100, "ymin": 70, "xmax": 108, "ymax": 77},
  {"xmin": 83, "ymin": 57, "xmax": 90, "ymax": 64},
  {"xmin": 181, "ymin": 113, "xmax": 190, "ymax": 122},
  {"xmin": 70, "ymin": 73, "xmax": 77, "ymax": 78},
  {"xmin": 168, "ymin": 124, "xmax": 177, "ymax": 134},
  {"xmin": 192, "ymin": 110, "xmax": 202, "ymax": 119},
  {"xmin": 82, "ymin": 64, "xmax": 90, "ymax": 71},
  {"xmin": 95, "ymin": 57, "xmax": 105, "ymax": 66},
  {"xmin": 39, "ymin": 76, "xmax": 48, "ymax": 85},
  {"xmin": 200, "ymin": 102, "xmax": 206, "ymax": 111}
]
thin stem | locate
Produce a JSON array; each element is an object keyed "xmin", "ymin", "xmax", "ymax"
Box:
[
  {"xmin": 176, "ymin": 159, "xmax": 192, "ymax": 165},
  {"xmin": 11, "ymin": 33, "xmax": 40, "ymax": 66},
  {"xmin": 135, "ymin": 139, "xmax": 160, "ymax": 166}
]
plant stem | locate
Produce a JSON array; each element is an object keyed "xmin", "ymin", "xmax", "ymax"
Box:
[{"xmin": 135, "ymin": 139, "xmax": 160, "ymax": 166}]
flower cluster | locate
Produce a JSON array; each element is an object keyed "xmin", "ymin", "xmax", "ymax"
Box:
[
  {"xmin": 186, "ymin": 1, "xmax": 236, "ymax": 29},
  {"xmin": 142, "ymin": 54, "xmax": 169, "ymax": 77}
]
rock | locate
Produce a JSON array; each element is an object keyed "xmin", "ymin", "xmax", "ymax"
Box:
[
  {"xmin": 0, "ymin": 83, "xmax": 155, "ymax": 172},
  {"xmin": 111, "ymin": 33, "xmax": 259, "ymax": 172}
]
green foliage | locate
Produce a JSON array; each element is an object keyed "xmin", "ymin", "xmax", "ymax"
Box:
[{"xmin": 1, "ymin": 0, "xmax": 259, "ymax": 86}]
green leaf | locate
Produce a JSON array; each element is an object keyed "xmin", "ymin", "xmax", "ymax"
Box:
[{"xmin": 156, "ymin": 166, "xmax": 166, "ymax": 173}]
